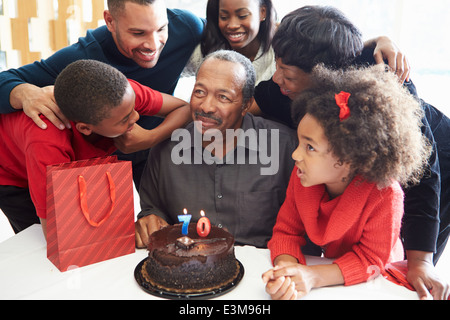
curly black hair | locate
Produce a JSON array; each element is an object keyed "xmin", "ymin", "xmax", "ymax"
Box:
[
  {"xmin": 54, "ymin": 60, "xmax": 130, "ymax": 125},
  {"xmin": 272, "ymin": 5, "xmax": 364, "ymax": 73},
  {"xmin": 292, "ymin": 65, "xmax": 432, "ymax": 188}
]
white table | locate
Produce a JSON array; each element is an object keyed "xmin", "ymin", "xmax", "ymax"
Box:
[{"xmin": 0, "ymin": 225, "xmax": 418, "ymax": 300}]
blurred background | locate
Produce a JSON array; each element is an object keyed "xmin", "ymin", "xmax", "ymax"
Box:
[{"xmin": 0, "ymin": 0, "xmax": 449, "ymax": 242}]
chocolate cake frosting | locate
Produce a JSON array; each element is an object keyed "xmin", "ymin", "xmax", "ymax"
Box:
[{"xmin": 142, "ymin": 223, "xmax": 239, "ymax": 293}]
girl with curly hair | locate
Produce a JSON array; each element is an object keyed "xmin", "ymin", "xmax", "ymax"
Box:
[{"xmin": 262, "ymin": 65, "xmax": 432, "ymax": 300}]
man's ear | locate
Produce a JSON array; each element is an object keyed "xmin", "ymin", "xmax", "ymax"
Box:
[
  {"xmin": 75, "ymin": 122, "xmax": 94, "ymax": 136},
  {"xmin": 104, "ymin": 10, "xmax": 114, "ymax": 32},
  {"xmin": 241, "ymin": 97, "xmax": 255, "ymax": 117}
]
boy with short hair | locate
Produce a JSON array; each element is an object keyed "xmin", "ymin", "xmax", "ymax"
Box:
[{"xmin": 0, "ymin": 60, "xmax": 190, "ymax": 237}]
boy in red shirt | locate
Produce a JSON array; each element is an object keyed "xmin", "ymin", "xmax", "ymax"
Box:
[{"xmin": 0, "ymin": 60, "xmax": 190, "ymax": 237}]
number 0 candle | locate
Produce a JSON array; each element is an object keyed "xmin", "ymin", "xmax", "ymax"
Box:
[
  {"xmin": 197, "ymin": 210, "xmax": 211, "ymax": 237},
  {"xmin": 178, "ymin": 209, "xmax": 191, "ymax": 235}
]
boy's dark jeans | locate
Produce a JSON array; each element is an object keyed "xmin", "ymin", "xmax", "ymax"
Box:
[{"xmin": 0, "ymin": 186, "xmax": 39, "ymax": 234}]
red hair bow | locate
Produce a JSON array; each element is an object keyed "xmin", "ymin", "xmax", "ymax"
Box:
[{"xmin": 335, "ymin": 91, "xmax": 351, "ymax": 121}]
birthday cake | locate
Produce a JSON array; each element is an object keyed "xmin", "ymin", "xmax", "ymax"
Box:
[{"xmin": 141, "ymin": 223, "xmax": 240, "ymax": 293}]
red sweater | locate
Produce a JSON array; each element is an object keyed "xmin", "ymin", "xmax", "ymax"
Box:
[
  {"xmin": 0, "ymin": 80, "xmax": 163, "ymax": 219},
  {"xmin": 268, "ymin": 169, "xmax": 405, "ymax": 286}
]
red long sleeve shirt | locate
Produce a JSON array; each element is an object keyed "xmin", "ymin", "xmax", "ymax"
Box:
[
  {"xmin": 268, "ymin": 169, "xmax": 405, "ymax": 286},
  {"xmin": 0, "ymin": 80, "xmax": 162, "ymax": 219}
]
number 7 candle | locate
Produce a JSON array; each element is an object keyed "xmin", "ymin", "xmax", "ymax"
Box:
[{"xmin": 178, "ymin": 209, "xmax": 191, "ymax": 235}]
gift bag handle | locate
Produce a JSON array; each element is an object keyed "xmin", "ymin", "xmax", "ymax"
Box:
[{"xmin": 78, "ymin": 172, "xmax": 116, "ymax": 228}]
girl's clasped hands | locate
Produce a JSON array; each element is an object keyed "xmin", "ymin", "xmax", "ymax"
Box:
[
  {"xmin": 262, "ymin": 254, "xmax": 317, "ymax": 300},
  {"xmin": 262, "ymin": 264, "xmax": 309, "ymax": 300},
  {"xmin": 262, "ymin": 255, "xmax": 346, "ymax": 300}
]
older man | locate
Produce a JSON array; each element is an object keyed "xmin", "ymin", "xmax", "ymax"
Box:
[{"xmin": 135, "ymin": 50, "xmax": 296, "ymax": 248}]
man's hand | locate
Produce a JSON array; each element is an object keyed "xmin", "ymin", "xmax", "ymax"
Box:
[
  {"xmin": 10, "ymin": 83, "xmax": 71, "ymax": 130},
  {"xmin": 372, "ymin": 36, "xmax": 411, "ymax": 83},
  {"xmin": 407, "ymin": 251, "xmax": 450, "ymax": 300},
  {"xmin": 135, "ymin": 214, "xmax": 169, "ymax": 249}
]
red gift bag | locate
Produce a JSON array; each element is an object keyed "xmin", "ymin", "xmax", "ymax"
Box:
[{"xmin": 46, "ymin": 156, "xmax": 135, "ymax": 272}]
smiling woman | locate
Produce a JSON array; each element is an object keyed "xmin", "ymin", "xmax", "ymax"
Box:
[
  {"xmin": 271, "ymin": 60, "xmax": 314, "ymax": 101},
  {"xmin": 215, "ymin": 0, "xmax": 269, "ymax": 59},
  {"xmin": 181, "ymin": 0, "xmax": 276, "ymax": 86}
]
